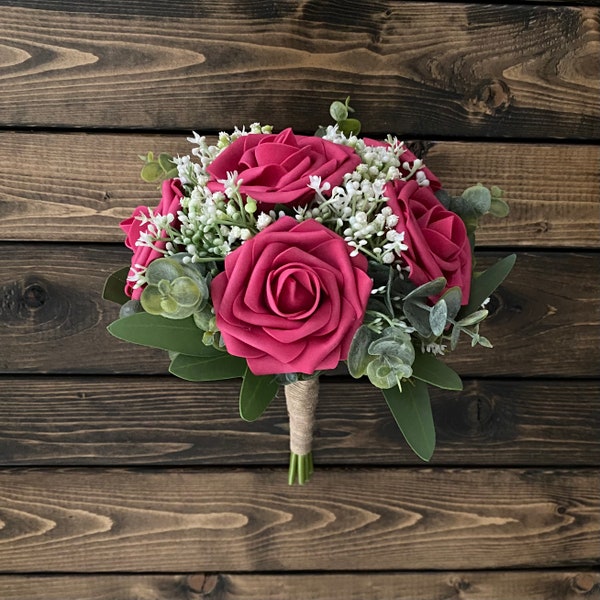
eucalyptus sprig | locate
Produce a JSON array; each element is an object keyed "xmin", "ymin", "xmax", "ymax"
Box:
[
  {"xmin": 139, "ymin": 151, "xmax": 178, "ymax": 183},
  {"xmin": 329, "ymin": 96, "xmax": 361, "ymax": 136},
  {"xmin": 436, "ymin": 183, "xmax": 510, "ymax": 250}
]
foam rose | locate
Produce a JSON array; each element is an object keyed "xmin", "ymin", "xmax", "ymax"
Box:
[
  {"xmin": 207, "ymin": 128, "xmax": 361, "ymax": 209},
  {"xmin": 385, "ymin": 179, "xmax": 472, "ymax": 304},
  {"xmin": 120, "ymin": 178, "xmax": 183, "ymax": 299},
  {"xmin": 211, "ymin": 216, "xmax": 373, "ymax": 374}
]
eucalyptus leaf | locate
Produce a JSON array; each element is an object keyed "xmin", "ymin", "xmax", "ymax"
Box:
[
  {"xmin": 429, "ymin": 299, "xmax": 448, "ymax": 337},
  {"xmin": 276, "ymin": 373, "xmax": 300, "ymax": 385},
  {"xmin": 145, "ymin": 258, "xmax": 184, "ymax": 284},
  {"xmin": 440, "ymin": 287, "xmax": 462, "ymax": 321},
  {"xmin": 489, "ymin": 196, "xmax": 510, "ymax": 218},
  {"xmin": 169, "ymin": 353, "xmax": 246, "ymax": 382},
  {"xmin": 460, "ymin": 254, "xmax": 516, "ymax": 317},
  {"xmin": 366, "ymin": 357, "xmax": 398, "ymax": 389},
  {"xmin": 478, "ymin": 335, "xmax": 493, "ymax": 348},
  {"xmin": 347, "ymin": 326, "xmax": 375, "ymax": 378},
  {"xmin": 119, "ymin": 299, "xmax": 143, "ymax": 318},
  {"xmin": 403, "ymin": 277, "xmax": 447, "ymax": 302},
  {"xmin": 368, "ymin": 339, "xmax": 403, "ymax": 357},
  {"xmin": 460, "ymin": 184, "xmax": 492, "ymax": 216},
  {"xmin": 338, "ymin": 118, "xmax": 361, "ymax": 136},
  {"xmin": 140, "ymin": 161, "xmax": 164, "ymax": 183},
  {"xmin": 102, "ymin": 267, "xmax": 131, "ymax": 305},
  {"xmin": 434, "ymin": 188, "xmax": 452, "ymax": 209},
  {"xmin": 368, "ymin": 335, "xmax": 414, "ymax": 365},
  {"xmin": 412, "ymin": 351, "xmax": 463, "ymax": 390},
  {"xmin": 239, "ymin": 368, "xmax": 279, "ymax": 421},
  {"xmin": 403, "ymin": 301, "xmax": 432, "ymax": 337},
  {"xmin": 457, "ymin": 309, "xmax": 488, "ymax": 327},
  {"xmin": 330, "ymin": 101, "xmax": 349, "ymax": 122},
  {"xmin": 107, "ymin": 312, "xmax": 221, "ymax": 357},
  {"xmin": 450, "ymin": 324, "xmax": 461, "ymax": 350},
  {"xmin": 381, "ymin": 379, "xmax": 435, "ymax": 462},
  {"xmin": 158, "ymin": 153, "xmax": 175, "ymax": 173}
]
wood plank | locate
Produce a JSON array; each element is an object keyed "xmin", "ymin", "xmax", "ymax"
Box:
[
  {"xmin": 1, "ymin": 132, "xmax": 598, "ymax": 247},
  {"xmin": 0, "ymin": 377, "xmax": 598, "ymax": 467},
  {"xmin": 0, "ymin": 571, "xmax": 599, "ymax": 600},
  {"xmin": 1, "ymin": 247, "xmax": 598, "ymax": 377},
  {"xmin": 0, "ymin": 468, "xmax": 597, "ymax": 572},
  {"xmin": 0, "ymin": 4, "xmax": 598, "ymax": 137}
]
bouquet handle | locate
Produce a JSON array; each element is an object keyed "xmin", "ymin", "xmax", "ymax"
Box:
[{"xmin": 285, "ymin": 377, "xmax": 319, "ymax": 485}]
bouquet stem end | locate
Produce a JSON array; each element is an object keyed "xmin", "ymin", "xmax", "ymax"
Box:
[{"xmin": 288, "ymin": 452, "xmax": 313, "ymax": 485}]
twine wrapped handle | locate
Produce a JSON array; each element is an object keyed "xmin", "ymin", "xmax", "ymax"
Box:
[{"xmin": 285, "ymin": 377, "xmax": 319, "ymax": 485}]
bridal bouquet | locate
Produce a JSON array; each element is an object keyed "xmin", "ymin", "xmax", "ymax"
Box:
[{"xmin": 104, "ymin": 99, "xmax": 514, "ymax": 484}]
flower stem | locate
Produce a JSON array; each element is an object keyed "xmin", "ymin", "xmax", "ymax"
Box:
[
  {"xmin": 289, "ymin": 452, "xmax": 313, "ymax": 485},
  {"xmin": 288, "ymin": 453, "xmax": 298, "ymax": 485},
  {"xmin": 285, "ymin": 378, "xmax": 319, "ymax": 485}
]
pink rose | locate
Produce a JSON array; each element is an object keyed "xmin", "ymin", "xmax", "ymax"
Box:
[
  {"xmin": 211, "ymin": 217, "xmax": 373, "ymax": 375},
  {"xmin": 363, "ymin": 138, "xmax": 441, "ymax": 191},
  {"xmin": 206, "ymin": 128, "xmax": 361, "ymax": 209},
  {"xmin": 385, "ymin": 179, "xmax": 472, "ymax": 304},
  {"xmin": 120, "ymin": 178, "xmax": 183, "ymax": 299}
]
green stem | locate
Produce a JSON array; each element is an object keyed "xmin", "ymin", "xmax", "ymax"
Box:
[
  {"xmin": 288, "ymin": 453, "xmax": 298, "ymax": 485},
  {"xmin": 298, "ymin": 454, "xmax": 306, "ymax": 484},
  {"xmin": 288, "ymin": 452, "xmax": 314, "ymax": 485}
]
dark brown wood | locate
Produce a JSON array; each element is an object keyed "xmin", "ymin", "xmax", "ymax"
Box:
[
  {"xmin": 0, "ymin": 4, "xmax": 597, "ymax": 137},
  {"xmin": 0, "ymin": 571, "xmax": 599, "ymax": 600},
  {"xmin": 0, "ymin": 377, "xmax": 598, "ymax": 467},
  {"xmin": 0, "ymin": 0, "xmax": 598, "ymax": 589},
  {"xmin": 1, "ymin": 132, "xmax": 598, "ymax": 247},
  {"xmin": 0, "ymin": 468, "xmax": 597, "ymax": 572},
  {"xmin": 0, "ymin": 247, "xmax": 597, "ymax": 377}
]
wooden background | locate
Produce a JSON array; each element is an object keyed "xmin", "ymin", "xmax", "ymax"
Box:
[{"xmin": 0, "ymin": 1, "xmax": 599, "ymax": 598}]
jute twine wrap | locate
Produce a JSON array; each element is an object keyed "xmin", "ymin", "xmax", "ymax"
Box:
[{"xmin": 285, "ymin": 378, "xmax": 320, "ymax": 456}]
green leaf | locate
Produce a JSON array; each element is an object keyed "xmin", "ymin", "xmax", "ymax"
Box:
[
  {"xmin": 411, "ymin": 351, "xmax": 463, "ymax": 391},
  {"xmin": 366, "ymin": 358, "xmax": 399, "ymax": 389},
  {"xmin": 478, "ymin": 335, "xmax": 493, "ymax": 348},
  {"xmin": 457, "ymin": 309, "xmax": 488, "ymax": 327},
  {"xmin": 330, "ymin": 100, "xmax": 349, "ymax": 122},
  {"xmin": 450, "ymin": 324, "xmax": 461, "ymax": 351},
  {"xmin": 338, "ymin": 118, "xmax": 361, "ymax": 136},
  {"xmin": 169, "ymin": 353, "xmax": 247, "ymax": 382},
  {"xmin": 461, "ymin": 184, "xmax": 491, "ymax": 215},
  {"xmin": 140, "ymin": 161, "xmax": 164, "ymax": 183},
  {"xmin": 347, "ymin": 326, "xmax": 375, "ymax": 378},
  {"xmin": 119, "ymin": 299, "xmax": 143, "ymax": 318},
  {"xmin": 489, "ymin": 196, "xmax": 510, "ymax": 218},
  {"xmin": 460, "ymin": 254, "xmax": 516, "ymax": 317},
  {"xmin": 440, "ymin": 287, "xmax": 462, "ymax": 321},
  {"xmin": 434, "ymin": 188, "xmax": 452, "ymax": 209},
  {"xmin": 429, "ymin": 299, "xmax": 448, "ymax": 337},
  {"xmin": 107, "ymin": 312, "xmax": 221, "ymax": 357},
  {"xmin": 145, "ymin": 258, "xmax": 184, "ymax": 283},
  {"xmin": 403, "ymin": 301, "xmax": 432, "ymax": 337},
  {"xmin": 102, "ymin": 267, "xmax": 131, "ymax": 305},
  {"xmin": 158, "ymin": 153, "xmax": 175, "ymax": 173},
  {"xmin": 382, "ymin": 379, "xmax": 435, "ymax": 461},
  {"xmin": 239, "ymin": 368, "xmax": 279, "ymax": 421},
  {"xmin": 403, "ymin": 277, "xmax": 447, "ymax": 302}
]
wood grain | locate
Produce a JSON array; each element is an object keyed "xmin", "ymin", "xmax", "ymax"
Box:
[
  {"xmin": 0, "ymin": 571, "xmax": 598, "ymax": 600},
  {"xmin": 0, "ymin": 132, "xmax": 598, "ymax": 246},
  {"xmin": 0, "ymin": 468, "xmax": 597, "ymax": 572},
  {"xmin": 1, "ymin": 247, "xmax": 597, "ymax": 377},
  {"xmin": 0, "ymin": 3, "xmax": 597, "ymax": 137},
  {"xmin": 0, "ymin": 377, "xmax": 598, "ymax": 467}
]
